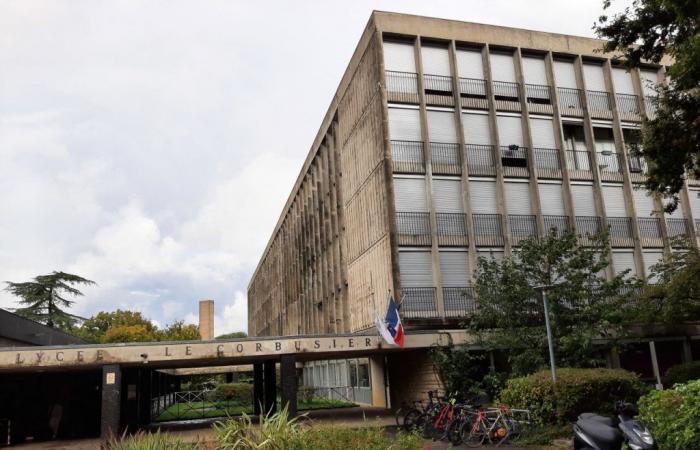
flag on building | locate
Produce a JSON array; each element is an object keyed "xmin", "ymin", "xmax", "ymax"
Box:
[{"xmin": 375, "ymin": 295, "xmax": 405, "ymax": 347}]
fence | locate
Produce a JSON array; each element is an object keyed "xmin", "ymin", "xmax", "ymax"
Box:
[
  {"xmin": 391, "ymin": 140, "xmax": 425, "ymax": 174},
  {"xmin": 466, "ymin": 144, "xmax": 497, "ymax": 176},
  {"xmin": 431, "ymin": 142, "xmax": 462, "ymax": 175}
]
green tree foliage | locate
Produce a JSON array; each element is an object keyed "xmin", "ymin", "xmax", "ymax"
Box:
[
  {"xmin": 595, "ymin": 0, "xmax": 700, "ymax": 210},
  {"xmin": 103, "ymin": 324, "xmax": 157, "ymax": 343},
  {"xmin": 638, "ymin": 379, "xmax": 700, "ymax": 450},
  {"xmin": 4, "ymin": 271, "xmax": 95, "ymax": 330},
  {"xmin": 468, "ymin": 231, "xmax": 638, "ymax": 375},
  {"xmin": 158, "ymin": 320, "xmax": 200, "ymax": 341},
  {"xmin": 76, "ymin": 309, "xmax": 157, "ymax": 342},
  {"xmin": 216, "ymin": 331, "xmax": 248, "ymax": 339}
]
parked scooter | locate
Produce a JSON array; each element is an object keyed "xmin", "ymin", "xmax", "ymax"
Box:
[{"xmin": 573, "ymin": 401, "xmax": 656, "ymax": 450}]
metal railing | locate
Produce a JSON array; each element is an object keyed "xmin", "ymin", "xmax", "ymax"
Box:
[
  {"xmin": 565, "ymin": 150, "xmax": 593, "ymax": 180},
  {"xmin": 401, "ymin": 287, "xmax": 438, "ymax": 319},
  {"xmin": 637, "ymin": 217, "xmax": 663, "ymax": 247},
  {"xmin": 443, "ymin": 287, "xmax": 477, "ymax": 317},
  {"xmin": 607, "ymin": 217, "xmax": 635, "ymax": 247},
  {"xmin": 576, "ymin": 216, "xmax": 603, "ymax": 245},
  {"xmin": 525, "ymin": 83, "xmax": 553, "ymax": 113},
  {"xmin": 533, "ymin": 147, "xmax": 562, "ymax": 178},
  {"xmin": 436, "ymin": 212, "xmax": 468, "ymax": 246},
  {"xmin": 586, "ymin": 90, "xmax": 614, "ymax": 119},
  {"xmin": 473, "ymin": 214, "xmax": 505, "ymax": 246},
  {"xmin": 396, "ymin": 212, "xmax": 431, "ymax": 246},
  {"xmin": 543, "ymin": 215, "xmax": 570, "ymax": 234},
  {"xmin": 459, "ymin": 77, "xmax": 489, "ymax": 109},
  {"xmin": 597, "ymin": 152, "xmax": 624, "ymax": 182},
  {"xmin": 431, "ymin": 142, "xmax": 462, "ymax": 175},
  {"xmin": 465, "ymin": 144, "xmax": 497, "ymax": 176},
  {"xmin": 628, "ymin": 155, "xmax": 647, "ymax": 181},
  {"xmin": 509, "ymin": 215, "xmax": 538, "ymax": 244},
  {"xmin": 644, "ymin": 95, "xmax": 658, "ymax": 119},
  {"xmin": 557, "ymin": 87, "xmax": 585, "ymax": 116},
  {"xmin": 667, "ymin": 218, "xmax": 691, "ymax": 239},
  {"xmin": 391, "ymin": 140, "xmax": 425, "ymax": 173},
  {"xmin": 501, "ymin": 145, "xmax": 529, "ymax": 177},
  {"xmin": 385, "ymin": 70, "xmax": 419, "ymax": 103},
  {"xmin": 616, "ymin": 93, "xmax": 642, "ymax": 121},
  {"xmin": 424, "ymin": 73, "xmax": 454, "ymax": 106},
  {"xmin": 493, "ymin": 80, "xmax": 522, "ymax": 111}
]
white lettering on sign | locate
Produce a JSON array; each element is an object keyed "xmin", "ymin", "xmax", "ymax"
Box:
[{"xmin": 106, "ymin": 372, "xmax": 116, "ymax": 385}]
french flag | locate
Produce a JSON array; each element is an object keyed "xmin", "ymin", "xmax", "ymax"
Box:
[{"xmin": 375, "ymin": 296, "xmax": 405, "ymax": 347}]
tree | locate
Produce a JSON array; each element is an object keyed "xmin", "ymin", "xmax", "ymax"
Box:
[
  {"xmin": 467, "ymin": 231, "xmax": 638, "ymax": 376},
  {"xmin": 595, "ymin": 0, "xmax": 700, "ymax": 211},
  {"xmin": 5, "ymin": 271, "xmax": 95, "ymax": 330},
  {"xmin": 103, "ymin": 324, "xmax": 157, "ymax": 343},
  {"xmin": 76, "ymin": 309, "xmax": 158, "ymax": 343},
  {"xmin": 216, "ymin": 331, "xmax": 248, "ymax": 339},
  {"xmin": 159, "ymin": 321, "xmax": 200, "ymax": 341}
]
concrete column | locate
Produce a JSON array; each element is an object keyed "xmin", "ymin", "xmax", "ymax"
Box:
[
  {"xmin": 100, "ymin": 364, "xmax": 121, "ymax": 439},
  {"xmin": 649, "ymin": 341, "xmax": 663, "ymax": 389},
  {"xmin": 253, "ymin": 362, "xmax": 264, "ymax": 415},
  {"xmin": 199, "ymin": 299, "xmax": 214, "ymax": 340},
  {"xmin": 369, "ymin": 355, "xmax": 388, "ymax": 408},
  {"xmin": 280, "ymin": 355, "xmax": 298, "ymax": 416},
  {"xmin": 263, "ymin": 360, "xmax": 277, "ymax": 415}
]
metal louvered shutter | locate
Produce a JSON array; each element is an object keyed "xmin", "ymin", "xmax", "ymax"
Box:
[
  {"xmin": 388, "ymin": 108, "xmax": 422, "ymax": 141},
  {"xmin": 639, "ymin": 69, "xmax": 659, "ymax": 97},
  {"xmin": 530, "ymin": 117, "xmax": 556, "ymax": 148},
  {"xmin": 399, "ymin": 251, "xmax": 433, "ymax": 287},
  {"xmin": 553, "ymin": 60, "xmax": 578, "ymax": 88},
  {"xmin": 422, "ymin": 46, "xmax": 451, "ymax": 76},
  {"xmin": 427, "ymin": 110, "xmax": 458, "ymax": 143},
  {"xmin": 440, "ymin": 251, "xmax": 469, "ymax": 287},
  {"xmin": 583, "ymin": 63, "xmax": 607, "ymax": 91},
  {"xmin": 612, "ymin": 251, "xmax": 636, "ymax": 277},
  {"xmin": 383, "ymin": 41, "xmax": 416, "ymax": 73},
  {"xmin": 689, "ymin": 189, "xmax": 700, "ymax": 218},
  {"xmin": 633, "ymin": 187, "xmax": 656, "ymax": 217},
  {"xmin": 393, "ymin": 177, "xmax": 428, "ymax": 212},
  {"xmin": 538, "ymin": 183, "xmax": 565, "ymax": 215},
  {"xmin": 571, "ymin": 184, "xmax": 596, "ymax": 216},
  {"xmin": 497, "ymin": 115, "xmax": 523, "ymax": 147},
  {"xmin": 602, "ymin": 184, "xmax": 627, "ymax": 216},
  {"xmin": 469, "ymin": 180, "xmax": 498, "ymax": 213},
  {"xmin": 432, "ymin": 179, "xmax": 463, "ymax": 212},
  {"xmin": 456, "ymin": 48, "xmax": 484, "ymax": 79},
  {"xmin": 505, "ymin": 182, "xmax": 532, "ymax": 215},
  {"xmin": 612, "ymin": 67, "xmax": 635, "ymax": 95},
  {"xmin": 642, "ymin": 250, "xmax": 663, "ymax": 279},
  {"xmin": 462, "ymin": 113, "xmax": 491, "ymax": 145},
  {"xmin": 522, "ymin": 56, "xmax": 548, "ymax": 85},
  {"xmin": 489, "ymin": 52, "xmax": 516, "ymax": 82}
]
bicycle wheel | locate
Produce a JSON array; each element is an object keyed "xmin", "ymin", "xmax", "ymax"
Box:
[
  {"xmin": 464, "ymin": 420, "xmax": 488, "ymax": 448},
  {"xmin": 403, "ymin": 408, "xmax": 422, "ymax": 432},
  {"xmin": 446, "ymin": 417, "xmax": 465, "ymax": 445},
  {"xmin": 394, "ymin": 407, "xmax": 404, "ymax": 428}
]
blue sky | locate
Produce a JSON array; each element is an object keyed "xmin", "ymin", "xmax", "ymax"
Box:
[{"xmin": 0, "ymin": 0, "xmax": 631, "ymax": 335}]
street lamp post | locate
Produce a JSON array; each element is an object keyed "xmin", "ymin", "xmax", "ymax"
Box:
[{"xmin": 535, "ymin": 284, "xmax": 557, "ymax": 383}]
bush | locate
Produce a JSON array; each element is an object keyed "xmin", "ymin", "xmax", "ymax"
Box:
[
  {"xmin": 291, "ymin": 426, "xmax": 421, "ymax": 450},
  {"xmin": 638, "ymin": 379, "xmax": 700, "ymax": 450},
  {"xmin": 105, "ymin": 430, "xmax": 196, "ymax": 449},
  {"xmin": 207, "ymin": 382, "xmax": 253, "ymax": 405},
  {"xmin": 664, "ymin": 361, "xmax": 700, "ymax": 386},
  {"xmin": 499, "ymin": 368, "xmax": 645, "ymax": 424}
]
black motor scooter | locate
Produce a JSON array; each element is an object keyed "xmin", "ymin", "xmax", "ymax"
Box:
[{"xmin": 573, "ymin": 401, "xmax": 656, "ymax": 450}]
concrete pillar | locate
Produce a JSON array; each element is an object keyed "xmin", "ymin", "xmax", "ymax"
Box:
[
  {"xmin": 263, "ymin": 360, "xmax": 277, "ymax": 415},
  {"xmin": 253, "ymin": 363, "xmax": 264, "ymax": 415},
  {"xmin": 369, "ymin": 355, "xmax": 388, "ymax": 408},
  {"xmin": 649, "ymin": 341, "xmax": 663, "ymax": 389},
  {"xmin": 199, "ymin": 299, "xmax": 214, "ymax": 340},
  {"xmin": 100, "ymin": 364, "xmax": 121, "ymax": 439},
  {"xmin": 280, "ymin": 355, "xmax": 298, "ymax": 416}
]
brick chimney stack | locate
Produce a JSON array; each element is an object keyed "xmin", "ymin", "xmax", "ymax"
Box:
[{"xmin": 199, "ymin": 300, "xmax": 214, "ymax": 340}]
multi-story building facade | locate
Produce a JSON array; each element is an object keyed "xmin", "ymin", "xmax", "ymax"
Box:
[{"xmin": 248, "ymin": 11, "xmax": 700, "ymax": 340}]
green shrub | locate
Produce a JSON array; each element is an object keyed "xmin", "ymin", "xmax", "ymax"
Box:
[
  {"xmin": 207, "ymin": 382, "xmax": 253, "ymax": 404},
  {"xmin": 105, "ymin": 430, "xmax": 197, "ymax": 449},
  {"xmin": 214, "ymin": 407, "xmax": 302, "ymax": 449},
  {"xmin": 664, "ymin": 361, "xmax": 700, "ymax": 386},
  {"xmin": 638, "ymin": 379, "xmax": 700, "ymax": 450},
  {"xmin": 290, "ymin": 426, "xmax": 421, "ymax": 450},
  {"xmin": 499, "ymin": 368, "xmax": 645, "ymax": 423}
]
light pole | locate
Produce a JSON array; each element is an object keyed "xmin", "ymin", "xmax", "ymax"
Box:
[{"xmin": 534, "ymin": 284, "xmax": 557, "ymax": 383}]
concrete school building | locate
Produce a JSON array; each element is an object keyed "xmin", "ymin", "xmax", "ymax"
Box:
[{"xmin": 247, "ymin": 10, "xmax": 700, "ymax": 389}]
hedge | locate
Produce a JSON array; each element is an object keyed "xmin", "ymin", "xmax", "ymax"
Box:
[
  {"xmin": 499, "ymin": 368, "xmax": 645, "ymax": 423},
  {"xmin": 664, "ymin": 361, "xmax": 700, "ymax": 387},
  {"xmin": 207, "ymin": 382, "xmax": 253, "ymax": 404},
  {"xmin": 638, "ymin": 379, "xmax": 700, "ymax": 450}
]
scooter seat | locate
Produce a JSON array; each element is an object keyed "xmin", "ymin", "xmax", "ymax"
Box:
[
  {"xmin": 579, "ymin": 413, "xmax": 614, "ymax": 426},
  {"xmin": 576, "ymin": 418, "xmax": 623, "ymax": 449}
]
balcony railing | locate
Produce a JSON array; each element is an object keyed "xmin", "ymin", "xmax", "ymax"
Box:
[
  {"xmin": 628, "ymin": 155, "xmax": 647, "ymax": 181},
  {"xmin": 607, "ymin": 216, "xmax": 634, "ymax": 247},
  {"xmin": 557, "ymin": 87, "xmax": 585, "ymax": 116},
  {"xmin": 501, "ymin": 145, "xmax": 529, "ymax": 177},
  {"xmin": 423, "ymin": 74, "xmax": 454, "ymax": 106},
  {"xmin": 533, "ymin": 147, "xmax": 562, "ymax": 179},
  {"xmin": 616, "ymin": 93, "xmax": 642, "ymax": 121},
  {"xmin": 644, "ymin": 96, "xmax": 658, "ymax": 119},
  {"xmin": 473, "ymin": 213, "xmax": 505, "ymax": 246},
  {"xmin": 400, "ymin": 287, "xmax": 438, "ymax": 319},
  {"xmin": 493, "ymin": 80, "xmax": 522, "ymax": 112},
  {"xmin": 465, "ymin": 144, "xmax": 497, "ymax": 176},
  {"xmin": 586, "ymin": 90, "xmax": 614, "ymax": 119},
  {"xmin": 576, "ymin": 216, "xmax": 603, "ymax": 245},
  {"xmin": 385, "ymin": 70, "xmax": 419, "ymax": 104},
  {"xmin": 396, "ymin": 212, "xmax": 431, "ymax": 246},
  {"xmin": 637, "ymin": 217, "xmax": 663, "ymax": 247},
  {"xmin": 667, "ymin": 218, "xmax": 691, "ymax": 243},
  {"xmin": 444, "ymin": 287, "xmax": 477, "ymax": 317},
  {"xmin": 436, "ymin": 213, "xmax": 468, "ymax": 246},
  {"xmin": 597, "ymin": 152, "xmax": 624, "ymax": 182},
  {"xmin": 525, "ymin": 83, "xmax": 553, "ymax": 114},
  {"xmin": 565, "ymin": 150, "xmax": 593, "ymax": 180},
  {"xmin": 459, "ymin": 77, "xmax": 489, "ymax": 109},
  {"xmin": 543, "ymin": 215, "xmax": 570, "ymax": 235},
  {"xmin": 509, "ymin": 215, "xmax": 538, "ymax": 245},
  {"xmin": 391, "ymin": 140, "xmax": 425, "ymax": 174},
  {"xmin": 431, "ymin": 142, "xmax": 462, "ymax": 175}
]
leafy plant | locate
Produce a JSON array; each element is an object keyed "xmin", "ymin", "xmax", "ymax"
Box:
[
  {"xmin": 207, "ymin": 382, "xmax": 254, "ymax": 405},
  {"xmin": 664, "ymin": 361, "xmax": 700, "ymax": 386},
  {"xmin": 638, "ymin": 379, "xmax": 700, "ymax": 450},
  {"xmin": 214, "ymin": 407, "xmax": 303, "ymax": 450},
  {"xmin": 104, "ymin": 430, "xmax": 198, "ymax": 449}
]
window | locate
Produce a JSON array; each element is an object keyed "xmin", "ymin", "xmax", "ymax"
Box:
[{"xmin": 357, "ymin": 362, "xmax": 370, "ymax": 388}]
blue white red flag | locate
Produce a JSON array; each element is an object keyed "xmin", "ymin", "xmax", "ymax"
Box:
[{"xmin": 384, "ymin": 296, "xmax": 405, "ymax": 347}]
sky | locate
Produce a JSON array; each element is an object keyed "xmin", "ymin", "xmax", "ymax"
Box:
[{"xmin": 0, "ymin": 0, "xmax": 632, "ymax": 336}]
